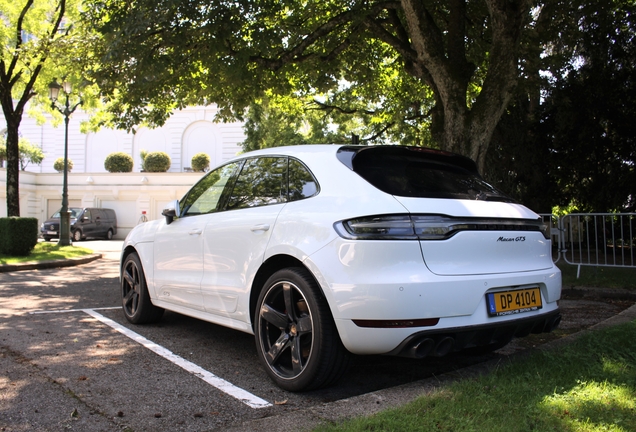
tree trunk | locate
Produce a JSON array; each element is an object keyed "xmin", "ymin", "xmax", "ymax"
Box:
[
  {"xmin": 3, "ymin": 116, "xmax": 21, "ymax": 217},
  {"xmin": 400, "ymin": 0, "xmax": 529, "ymax": 173},
  {"xmin": 1, "ymin": 101, "xmax": 23, "ymax": 217}
]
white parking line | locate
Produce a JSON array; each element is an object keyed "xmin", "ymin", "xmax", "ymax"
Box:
[
  {"xmin": 31, "ymin": 307, "xmax": 272, "ymax": 409},
  {"xmin": 30, "ymin": 306, "xmax": 121, "ymax": 314}
]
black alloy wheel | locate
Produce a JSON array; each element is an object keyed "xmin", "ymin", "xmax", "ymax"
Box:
[
  {"xmin": 254, "ymin": 268, "xmax": 350, "ymax": 391},
  {"xmin": 121, "ymin": 252, "xmax": 164, "ymax": 324}
]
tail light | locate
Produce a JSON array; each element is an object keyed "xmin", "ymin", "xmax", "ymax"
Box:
[
  {"xmin": 334, "ymin": 215, "xmax": 549, "ymax": 240},
  {"xmin": 334, "ymin": 215, "xmax": 416, "ymax": 240}
]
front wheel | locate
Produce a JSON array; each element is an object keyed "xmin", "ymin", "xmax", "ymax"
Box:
[
  {"xmin": 254, "ymin": 268, "xmax": 350, "ymax": 391},
  {"xmin": 121, "ymin": 252, "xmax": 164, "ymax": 324},
  {"xmin": 105, "ymin": 229, "xmax": 113, "ymax": 240},
  {"xmin": 72, "ymin": 230, "xmax": 82, "ymax": 242}
]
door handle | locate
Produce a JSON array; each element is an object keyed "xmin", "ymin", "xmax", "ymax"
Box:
[
  {"xmin": 189, "ymin": 229, "xmax": 203, "ymax": 236},
  {"xmin": 250, "ymin": 224, "xmax": 270, "ymax": 232}
]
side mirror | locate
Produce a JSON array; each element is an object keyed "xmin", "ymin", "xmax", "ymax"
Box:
[{"xmin": 161, "ymin": 199, "xmax": 180, "ymax": 225}]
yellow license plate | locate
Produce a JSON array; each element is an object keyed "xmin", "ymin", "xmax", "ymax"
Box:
[{"xmin": 487, "ymin": 288, "xmax": 542, "ymax": 317}]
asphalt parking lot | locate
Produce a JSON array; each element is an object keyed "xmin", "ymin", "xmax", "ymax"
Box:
[{"xmin": 2, "ymin": 240, "xmax": 635, "ymax": 431}]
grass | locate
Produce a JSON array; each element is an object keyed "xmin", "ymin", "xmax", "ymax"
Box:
[
  {"xmin": 0, "ymin": 241, "xmax": 94, "ymax": 264},
  {"xmin": 315, "ymin": 320, "xmax": 636, "ymax": 432},
  {"xmin": 558, "ymin": 262, "xmax": 636, "ymax": 290}
]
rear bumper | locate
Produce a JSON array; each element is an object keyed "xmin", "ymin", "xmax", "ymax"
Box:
[{"xmin": 387, "ymin": 308, "xmax": 561, "ymax": 358}]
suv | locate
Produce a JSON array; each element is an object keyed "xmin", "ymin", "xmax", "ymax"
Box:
[
  {"xmin": 120, "ymin": 145, "xmax": 561, "ymax": 391},
  {"xmin": 41, "ymin": 207, "xmax": 117, "ymax": 241}
]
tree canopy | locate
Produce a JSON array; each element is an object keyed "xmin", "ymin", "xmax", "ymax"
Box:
[
  {"xmin": 85, "ymin": 0, "xmax": 538, "ymax": 172},
  {"xmin": 0, "ymin": 0, "xmax": 90, "ymax": 216},
  {"xmin": 484, "ymin": 0, "xmax": 636, "ymax": 212},
  {"xmin": 2, "ymin": 0, "xmax": 633, "ymax": 214}
]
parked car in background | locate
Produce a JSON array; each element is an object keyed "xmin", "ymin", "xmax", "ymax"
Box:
[
  {"xmin": 41, "ymin": 207, "xmax": 117, "ymax": 241},
  {"xmin": 120, "ymin": 145, "xmax": 562, "ymax": 391}
]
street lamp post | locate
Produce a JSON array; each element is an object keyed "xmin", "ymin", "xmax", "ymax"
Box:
[{"xmin": 48, "ymin": 79, "xmax": 82, "ymax": 246}]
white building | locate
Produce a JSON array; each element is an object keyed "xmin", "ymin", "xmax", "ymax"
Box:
[{"xmin": 0, "ymin": 105, "xmax": 245, "ymax": 238}]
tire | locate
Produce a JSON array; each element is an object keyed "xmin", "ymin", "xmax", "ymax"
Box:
[
  {"xmin": 121, "ymin": 252, "xmax": 164, "ymax": 324},
  {"xmin": 254, "ymin": 268, "xmax": 351, "ymax": 391},
  {"xmin": 105, "ymin": 229, "xmax": 113, "ymax": 240},
  {"xmin": 72, "ymin": 230, "xmax": 82, "ymax": 242},
  {"xmin": 43, "ymin": 236, "xmax": 52, "ymax": 242}
]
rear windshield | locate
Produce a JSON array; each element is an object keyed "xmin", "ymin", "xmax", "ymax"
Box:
[{"xmin": 338, "ymin": 146, "xmax": 514, "ymax": 202}]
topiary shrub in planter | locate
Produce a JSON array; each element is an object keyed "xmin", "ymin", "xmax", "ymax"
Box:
[
  {"xmin": 104, "ymin": 152, "xmax": 134, "ymax": 173},
  {"xmin": 53, "ymin": 157, "xmax": 73, "ymax": 173},
  {"xmin": 143, "ymin": 151, "xmax": 171, "ymax": 172},
  {"xmin": 191, "ymin": 152, "xmax": 210, "ymax": 172},
  {"xmin": 0, "ymin": 217, "xmax": 38, "ymax": 256}
]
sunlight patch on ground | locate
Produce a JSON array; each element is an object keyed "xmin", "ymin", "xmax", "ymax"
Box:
[{"xmin": 541, "ymin": 379, "xmax": 636, "ymax": 431}]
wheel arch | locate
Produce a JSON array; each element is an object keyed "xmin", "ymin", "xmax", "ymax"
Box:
[
  {"xmin": 249, "ymin": 254, "xmax": 326, "ymax": 332},
  {"xmin": 120, "ymin": 245, "xmax": 137, "ymax": 273},
  {"xmin": 120, "ymin": 242, "xmax": 156, "ymax": 297}
]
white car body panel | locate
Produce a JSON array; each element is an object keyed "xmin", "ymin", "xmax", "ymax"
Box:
[
  {"xmin": 201, "ymin": 204, "xmax": 284, "ymax": 321},
  {"xmin": 305, "ymin": 238, "xmax": 560, "ymax": 316},
  {"xmin": 420, "ymin": 230, "xmax": 553, "ymax": 275},
  {"xmin": 154, "ymin": 215, "xmax": 206, "ymax": 311}
]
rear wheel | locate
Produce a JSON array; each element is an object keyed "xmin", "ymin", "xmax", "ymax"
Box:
[
  {"xmin": 72, "ymin": 230, "xmax": 82, "ymax": 242},
  {"xmin": 254, "ymin": 268, "xmax": 350, "ymax": 391},
  {"xmin": 121, "ymin": 252, "xmax": 164, "ymax": 324}
]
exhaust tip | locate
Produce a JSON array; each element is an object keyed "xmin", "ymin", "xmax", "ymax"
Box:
[
  {"xmin": 410, "ymin": 338, "xmax": 435, "ymax": 359},
  {"xmin": 432, "ymin": 337, "xmax": 455, "ymax": 357}
]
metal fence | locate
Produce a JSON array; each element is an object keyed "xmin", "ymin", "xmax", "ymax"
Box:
[{"xmin": 541, "ymin": 213, "xmax": 636, "ymax": 277}]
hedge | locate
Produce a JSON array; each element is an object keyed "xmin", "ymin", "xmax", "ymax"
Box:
[
  {"xmin": 105, "ymin": 152, "xmax": 134, "ymax": 173},
  {"xmin": 54, "ymin": 157, "xmax": 73, "ymax": 172},
  {"xmin": 143, "ymin": 151, "xmax": 171, "ymax": 172},
  {"xmin": 191, "ymin": 152, "xmax": 211, "ymax": 172},
  {"xmin": 0, "ymin": 217, "xmax": 38, "ymax": 256}
]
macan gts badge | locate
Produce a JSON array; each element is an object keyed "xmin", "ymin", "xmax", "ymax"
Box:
[
  {"xmin": 497, "ymin": 236, "xmax": 526, "ymax": 242},
  {"xmin": 120, "ymin": 145, "xmax": 562, "ymax": 391}
]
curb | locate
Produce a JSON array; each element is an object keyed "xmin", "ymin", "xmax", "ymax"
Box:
[
  {"xmin": 562, "ymin": 286, "xmax": 636, "ymax": 301},
  {"xmin": 0, "ymin": 253, "xmax": 103, "ymax": 273}
]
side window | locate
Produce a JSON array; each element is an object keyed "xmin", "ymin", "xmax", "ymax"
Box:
[
  {"xmin": 84, "ymin": 210, "xmax": 92, "ymax": 221},
  {"xmin": 181, "ymin": 162, "xmax": 240, "ymax": 216},
  {"xmin": 288, "ymin": 158, "xmax": 318, "ymax": 201},
  {"xmin": 226, "ymin": 157, "xmax": 288, "ymax": 210}
]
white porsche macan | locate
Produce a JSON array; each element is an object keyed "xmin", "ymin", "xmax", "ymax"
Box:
[{"xmin": 120, "ymin": 145, "xmax": 562, "ymax": 391}]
